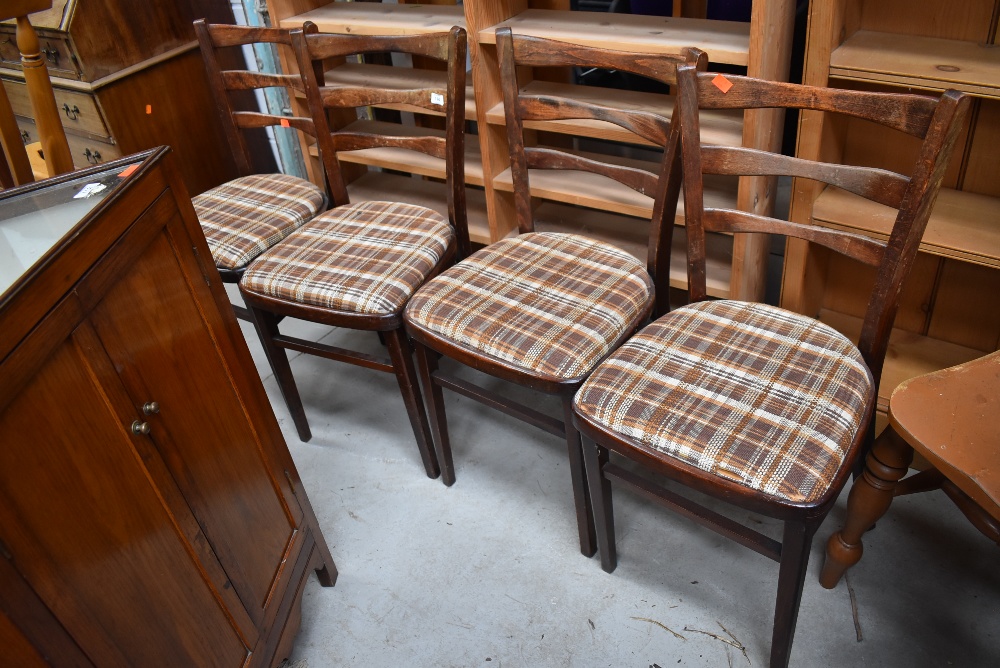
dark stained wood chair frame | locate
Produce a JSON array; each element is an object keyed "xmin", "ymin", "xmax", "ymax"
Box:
[
  {"xmin": 574, "ymin": 65, "xmax": 970, "ymax": 668},
  {"xmin": 405, "ymin": 27, "xmax": 706, "ymax": 557},
  {"xmin": 194, "ymin": 20, "xmax": 332, "ymax": 322},
  {"xmin": 238, "ymin": 23, "xmax": 469, "ymax": 480}
]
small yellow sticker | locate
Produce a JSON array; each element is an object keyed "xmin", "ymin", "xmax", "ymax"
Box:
[{"xmin": 145, "ymin": 104, "xmax": 152, "ymax": 114}]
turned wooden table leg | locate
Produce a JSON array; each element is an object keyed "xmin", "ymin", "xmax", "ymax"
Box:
[{"xmin": 819, "ymin": 427, "xmax": 914, "ymax": 588}]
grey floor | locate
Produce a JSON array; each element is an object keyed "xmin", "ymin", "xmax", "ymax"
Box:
[{"xmin": 227, "ymin": 287, "xmax": 999, "ymax": 668}]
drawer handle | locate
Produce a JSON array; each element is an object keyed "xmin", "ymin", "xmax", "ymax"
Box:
[
  {"xmin": 130, "ymin": 420, "xmax": 151, "ymax": 436},
  {"xmin": 83, "ymin": 148, "xmax": 103, "ymax": 164},
  {"xmin": 41, "ymin": 43, "xmax": 59, "ymax": 65},
  {"xmin": 20, "ymin": 130, "xmax": 29, "ymax": 144},
  {"xmin": 62, "ymin": 103, "xmax": 80, "ymax": 120}
]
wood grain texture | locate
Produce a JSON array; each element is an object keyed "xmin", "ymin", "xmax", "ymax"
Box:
[
  {"xmin": 281, "ymin": 2, "xmax": 466, "ymax": 34},
  {"xmin": 0, "ymin": 149, "xmax": 336, "ymax": 667},
  {"xmin": 480, "ymin": 9, "xmax": 750, "ymax": 66},
  {"xmin": 831, "ymin": 30, "xmax": 1000, "ymax": 99},
  {"xmin": 889, "ymin": 351, "xmax": 1000, "ymax": 519}
]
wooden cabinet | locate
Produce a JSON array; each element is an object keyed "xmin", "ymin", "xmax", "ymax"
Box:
[
  {"xmin": 264, "ymin": 0, "xmax": 796, "ymax": 301},
  {"xmin": 782, "ymin": 0, "xmax": 1000, "ymax": 421},
  {"xmin": 1, "ymin": 0, "xmax": 239, "ymax": 195},
  {"xmin": 0, "ymin": 148, "xmax": 335, "ymax": 667}
]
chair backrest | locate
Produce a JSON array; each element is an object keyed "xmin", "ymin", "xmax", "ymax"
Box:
[
  {"xmin": 674, "ymin": 66, "xmax": 971, "ymax": 387},
  {"xmin": 496, "ymin": 27, "xmax": 706, "ymax": 309},
  {"xmin": 291, "ymin": 23, "xmax": 469, "ymax": 258},
  {"xmin": 194, "ymin": 20, "xmax": 319, "ymax": 179}
]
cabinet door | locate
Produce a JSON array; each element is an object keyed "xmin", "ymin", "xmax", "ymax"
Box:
[
  {"xmin": 0, "ymin": 318, "xmax": 250, "ymax": 667},
  {"xmin": 85, "ymin": 190, "xmax": 305, "ymax": 628}
]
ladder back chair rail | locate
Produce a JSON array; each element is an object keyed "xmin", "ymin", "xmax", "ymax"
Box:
[
  {"xmin": 678, "ymin": 67, "xmax": 970, "ymax": 386},
  {"xmin": 294, "ymin": 23, "xmax": 470, "ymax": 259},
  {"xmin": 233, "ymin": 26, "xmax": 470, "ymax": 481},
  {"xmin": 574, "ymin": 66, "xmax": 971, "ymax": 668},
  {"xmin": 498, "ymin": 28, "xmax": 706, "ymax": 316},
  {"xmin": 402, "ymin": 29, "xmax": 706, "ymax": 560}
]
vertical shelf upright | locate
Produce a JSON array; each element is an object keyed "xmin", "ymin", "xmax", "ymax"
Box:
[{"xmin": 783, "ymin": 0, "xmax": 1000, "ymax": 421}]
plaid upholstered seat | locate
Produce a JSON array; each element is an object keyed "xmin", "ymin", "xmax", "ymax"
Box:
[
  {"xmin": 574, "ymin": 300, "xmax": 874, "ymax": 504},
  {"xmin": 193, "ymin": 173, "xmax": 326, "ymax": 271},
  {"xmin": 241, "ymin": 200, "xmax": 453, "ymax": 317},
  {"xmin": 406, "ymin": 232, "xmax": 654, "ymax": 381}
]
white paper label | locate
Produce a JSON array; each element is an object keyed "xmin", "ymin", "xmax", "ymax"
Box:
[
  {"xmin": 73, "ymin": 183, "xmax": 108, "ymax": 199},
  {"xmin": 431, "ymin": 93, "xmax": 445, "ymax": 106}
]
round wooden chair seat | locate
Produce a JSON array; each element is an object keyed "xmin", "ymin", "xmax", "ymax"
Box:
[
  {"xmin": 405, "ymin": 232, "xmax": 654, "ymax": 382},
  {"xmin": 574, "ymin": 300, "xmax": 874, "ymax": 504},
  {"xmin": 192, "ymin": 173, "xmax": 326, "ymax": 271},
  {"xmin": 240, "ymin": 200, "xmax": 453, "ymax": 317}
]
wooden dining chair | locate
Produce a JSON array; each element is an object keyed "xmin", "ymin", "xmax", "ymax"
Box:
[
  {"xmin": 194, "ymin": 20, "xmax": 329, "ymax": 322},
  {"xmin": 238, "ymin": 24, "xmax": 468, "ymax": 479},
  {"xmin": 820, "ymin": 351, "xmax": 1000, "ymax": 588},
  {"xmin": 572, "ymin": 65, "xmax": 970, "ymax": 668},
  {"xmin": 404, "ymin": 27, "xmax": 705, "ymax": 556}
]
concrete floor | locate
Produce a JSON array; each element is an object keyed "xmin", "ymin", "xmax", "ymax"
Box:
[{"xmin": 228, "ymin": 288, "xmax": 999, "ymax": 668}]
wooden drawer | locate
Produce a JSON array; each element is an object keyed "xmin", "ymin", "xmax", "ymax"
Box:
[
  {"xmin": 17, "ymin": 117, "xmax": 120, "ymax": 170},
  {"xmin": 2, "ymin": 76, "xmax": 110, "ymax": 140},
  {"xmin": 0, "ymin": 26, "xmax": 81, "ymax": 80}
]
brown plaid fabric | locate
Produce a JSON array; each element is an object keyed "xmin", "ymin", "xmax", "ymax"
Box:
[
  {"xmin": 192, "ymin": 173, "xmax": 326, "ymax": 270},
  {"xmin": 574, "ymin": 301, "xmax": 873, "ymax": 504},
  {"xmin": 240, "ymin": 200, "xmax": 453, "ymax": 316},
  {"xmin": 405, "ymin": 233, "xmax": 654, "ymax": 381}
]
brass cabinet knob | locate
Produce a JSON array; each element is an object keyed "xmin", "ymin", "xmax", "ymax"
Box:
[
  {"xmin": 131, "ymin": 420, "xmax": 151, "ymax": 436},
  {"xmin": 142, "ymin": 401, "xmax": 160, "ymax": 415}
]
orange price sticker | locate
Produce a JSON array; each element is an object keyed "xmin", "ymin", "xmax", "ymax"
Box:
[
  {"xmin": 712, "ymin": 74, "xmax": 733, "ymax": 94},
  {"xmin": 118, "ymin": 164, "xmax": 139, "ymax": 178},
  {"xmin": 145, "ymin": 104, "xmax": 152, "ymax": 114},
  {"xmin": 280, "ymin": 118, "xmax": 290, "ymax": 128}
]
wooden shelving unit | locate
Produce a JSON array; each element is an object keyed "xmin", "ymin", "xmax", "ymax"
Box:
[
  {"xmin": 783, "ymin": 0, "xmax": 1000, "ymax": 424},
  {"xmin": 266, "ymin": 0, "xmax": 797, "ymax": 298}
]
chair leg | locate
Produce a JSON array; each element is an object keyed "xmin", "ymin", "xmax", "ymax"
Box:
[
  {"xmin": 770, "ymin": 520, "xmax": 816, "ymax": 668},
  {"xmin": 246, "ymin": 304, "xmax": 312, "ymax": 442},
  {"xmin": 582, "ymin": 436, "xmax": 617, "ymax": 573},
  {"xmin": 563, "ymin": 398, "xmax": 597, "ymax": 557},
  {"xmin": 384, "ymin": 328, "xmax": 440, "ymax": 480},
  {"xmin": 819, "ymin": 426, "xmax": 914, "ymax": 588},
  {"xmin": 413, "ymin": 341, "xmax": 456, "ymax": 486}
]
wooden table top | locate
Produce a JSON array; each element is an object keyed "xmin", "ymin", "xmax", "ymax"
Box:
[{"xmin": 890, "ymin": 351, "xmax": 1000, "ymax": 521}]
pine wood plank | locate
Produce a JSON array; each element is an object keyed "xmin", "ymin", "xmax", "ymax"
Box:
[
  {"xmin": 493, "ymin": 157, "xmax": 738, "ymax": 221},
  {"xmin": 812, "ymin": 186, "xmax": 1000, "ymax": 268},
  {"xmin": 482, "ymin": 80, "xmax": 744, "ymax": 147},
  {"xmin": 819, "ymin": 309, "xmax": 987, "ymax": 415},
  {"xmin": 830, "ymin": 30, "xmax": 1000, "ymax": 99},
  {"xmin": 346, "ymin": 171, "xmax": 491, "ymax": 246},
  {"xmin": 478, "ymin": 9, "xmax": 751, "ymax": 66},
  {"xmin": 280, "ymin": 2, "xmax": 466, "ymax": 34},
  {"xmin": 323, "ymin": 63, "xmax": 476, "ymax": 118},
  {"xmin": 533, "ymin": 202, "xmax": 732, "ymax": 298}
]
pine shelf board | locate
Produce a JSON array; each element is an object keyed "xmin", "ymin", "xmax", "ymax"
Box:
[
  {"xmin": 280, "ymin": 2, "xmax": 466, "ymax": 35},
  {"xmin": 813, "ymin": 186, "xmax": 1000, "ymax": 269},
  {"xmin": 830, "ymin": 30, "xmax": 1000, "ymax": 99},
  {"xmin": 479, "ymin": 9, "xmax": 751, "ymax": 67},
  {"xmin": 346, "ymin": 171, "xmax": 491, "ymax": 246},
  {"xmin": 533, "ymin": 202, "xmax": 732, "ymax": 298},
  {"xmin": 483, "ymin": 80, "xmax": 743, "ymax": 148},
  {"xmin": 818, "ymin": 309, "xmax": 987, "ymax": 415},
  {"xmin": 308, "ymin": 119, "xmax": 484, "ymax": 186},
  {"xmin": 323, "ymin": 63, "xmax": 476, "ymax": 118},
  {"xmin": 493, "ymin": 157, "xmax": 738, "ymax": 222}
]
